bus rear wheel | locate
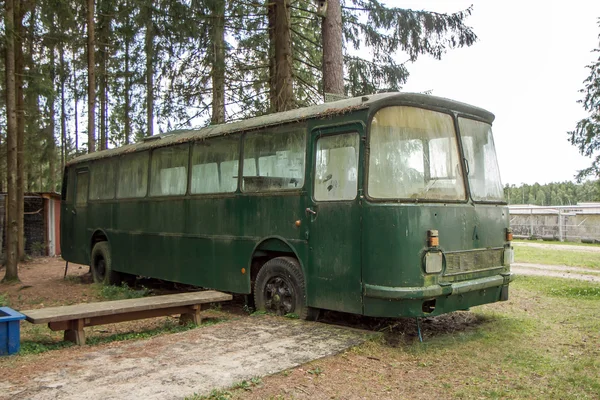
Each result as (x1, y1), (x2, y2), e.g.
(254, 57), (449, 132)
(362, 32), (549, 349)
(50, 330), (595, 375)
(254, 257), (318, 320)
(91, 242), (121, 285)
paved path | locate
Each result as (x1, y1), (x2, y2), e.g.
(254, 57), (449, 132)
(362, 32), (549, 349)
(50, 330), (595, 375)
(2, 316), (374, 400)
(512, 262), (600, 283)
(513, 241), (600, 253)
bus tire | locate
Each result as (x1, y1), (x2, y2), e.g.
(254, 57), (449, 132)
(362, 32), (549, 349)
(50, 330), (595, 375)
(91, 242), (121, 286)
(254, 257), (318, 320)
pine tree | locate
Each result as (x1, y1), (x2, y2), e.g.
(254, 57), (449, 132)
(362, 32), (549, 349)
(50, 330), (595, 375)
(87, 0), (96, 152)
(3, 0), (19, 282)
(569, 18), (600, 180)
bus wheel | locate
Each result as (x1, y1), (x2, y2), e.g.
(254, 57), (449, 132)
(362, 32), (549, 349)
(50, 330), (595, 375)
(254, 257), (317, 320)
(91, 242), (121, 285)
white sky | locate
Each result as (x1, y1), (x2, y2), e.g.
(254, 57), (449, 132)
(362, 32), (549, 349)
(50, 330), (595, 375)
(391, 0), (600, 185)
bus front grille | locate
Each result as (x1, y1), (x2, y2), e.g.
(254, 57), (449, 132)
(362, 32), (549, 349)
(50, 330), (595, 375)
(443, 248), (504, 276)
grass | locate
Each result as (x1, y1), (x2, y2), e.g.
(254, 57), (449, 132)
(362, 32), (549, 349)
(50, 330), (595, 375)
(18, 317), (226, 355)
(514, 244), (600, 269)
(97, 282), (151, 300)
(185, 377), (262, 399)
(0, 293), (9, 307)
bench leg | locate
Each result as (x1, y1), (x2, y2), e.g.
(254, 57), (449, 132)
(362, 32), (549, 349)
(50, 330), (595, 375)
(180, 305), (202, 326)
(64, 319), (85, 345)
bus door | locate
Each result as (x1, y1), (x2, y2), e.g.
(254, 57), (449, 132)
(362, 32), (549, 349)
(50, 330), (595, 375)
(306, 123), (364, 314)
(69, 168), (90, 264)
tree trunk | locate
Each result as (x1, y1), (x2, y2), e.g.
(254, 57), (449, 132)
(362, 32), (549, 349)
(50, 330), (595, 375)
(49, 46), (56, 192)
(124, 15), (131, 145)
(87, 0), (96, 153)
(15, 0), (25, 260)
(73, 46), (79, 152)
(98, 0), (108, 150)
(145, 4), (154, 137)
(210, 0), (226, 124)
(60, 45), (67, 170)
(322, 0), (344, 99)
(273, 0), (294, 112)
(4, 0), (19, 281)
(25, 2), (38, 192)
(267, 2), (276, 113)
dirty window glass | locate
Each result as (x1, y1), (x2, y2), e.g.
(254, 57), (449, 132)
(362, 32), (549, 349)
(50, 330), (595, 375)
(459, 118), (504, 202)
(117, 152), (150, 198)
(75, 171), (89, 206)
(191, 136), (240, 194)
(242, 130), (305, 192)
(315, 133), (359, 201)
(150, 145), (189, 196)
(368, 106), (465, 201)
(90, 159), (117, 200)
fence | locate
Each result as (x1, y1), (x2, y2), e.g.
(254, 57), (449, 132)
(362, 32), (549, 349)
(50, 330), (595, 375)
(509, 206), (600, 243)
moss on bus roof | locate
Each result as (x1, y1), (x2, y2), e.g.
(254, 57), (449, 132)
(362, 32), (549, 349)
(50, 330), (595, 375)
(67, 92), (494, 166)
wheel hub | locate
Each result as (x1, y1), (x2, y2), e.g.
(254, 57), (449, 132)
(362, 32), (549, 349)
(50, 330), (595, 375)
(264, 277), (294, 315)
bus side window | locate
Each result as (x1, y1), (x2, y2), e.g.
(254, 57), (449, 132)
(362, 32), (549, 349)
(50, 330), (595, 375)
(150, 145), (189, 197)
(191, 136), (240, 194)
(242, 130), (306, 192)
(314, 133), (360, 201)
(90, 159), (117, 200)
(75, 171), (89, 207)
(117, 152), (150, 199)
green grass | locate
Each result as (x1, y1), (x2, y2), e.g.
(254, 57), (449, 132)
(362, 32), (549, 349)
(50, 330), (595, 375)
(97, 282), (150, 300)
(185, 377), (262, 399)
(515, 275), (600, 300)
(18, 318), (226, 355)
(0, 293), (9, 307)
(514, 245), (600, 269)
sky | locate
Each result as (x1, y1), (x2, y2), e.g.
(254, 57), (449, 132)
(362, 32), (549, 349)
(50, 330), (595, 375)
(390, 0), (600, 185)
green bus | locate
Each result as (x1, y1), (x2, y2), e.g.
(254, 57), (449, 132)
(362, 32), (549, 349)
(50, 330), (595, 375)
(61, 92), (514, 319)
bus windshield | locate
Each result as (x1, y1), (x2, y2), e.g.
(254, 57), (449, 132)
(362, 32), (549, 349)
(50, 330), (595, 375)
(458, 118), (505, 202)
(368, 106), (466, 201)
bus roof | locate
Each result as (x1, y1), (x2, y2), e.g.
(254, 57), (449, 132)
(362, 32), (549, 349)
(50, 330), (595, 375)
(67, 92), (494, 166)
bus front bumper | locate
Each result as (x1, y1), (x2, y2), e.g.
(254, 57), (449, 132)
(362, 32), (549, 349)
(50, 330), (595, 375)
(363, 273), (514, 301)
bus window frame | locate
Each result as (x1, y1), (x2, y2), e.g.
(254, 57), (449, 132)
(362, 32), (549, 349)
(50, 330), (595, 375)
(148, 143), (191, 198)
(240, 126), (308, 195)
(188, 135), (242, 197)
(364, 102), (470, 204)
(455, 112), (508, 205)
(89, 158), (118, 201)
(311, 125), (364, 204)
(74, 167), (90, 208)
(115, 150), (151, 200)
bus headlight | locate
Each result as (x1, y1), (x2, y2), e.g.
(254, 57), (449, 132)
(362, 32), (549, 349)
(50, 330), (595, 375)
(425, 251), (443, 274)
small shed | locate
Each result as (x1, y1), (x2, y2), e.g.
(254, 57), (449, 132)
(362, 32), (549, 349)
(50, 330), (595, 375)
(0, 192), (61, 257)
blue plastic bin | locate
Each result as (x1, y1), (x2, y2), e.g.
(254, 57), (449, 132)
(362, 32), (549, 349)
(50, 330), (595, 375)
(0, 307), (26, 356)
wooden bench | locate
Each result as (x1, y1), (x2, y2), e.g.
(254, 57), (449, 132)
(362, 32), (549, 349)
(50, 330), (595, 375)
(21, 290), (232, 345)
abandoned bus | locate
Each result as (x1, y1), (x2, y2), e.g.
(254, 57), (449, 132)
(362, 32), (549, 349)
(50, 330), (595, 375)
(61, 92), (514, 319)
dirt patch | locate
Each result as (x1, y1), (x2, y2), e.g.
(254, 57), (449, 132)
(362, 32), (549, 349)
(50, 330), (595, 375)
(1, 258), (95, 309)
(1, 316), (374, 400)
